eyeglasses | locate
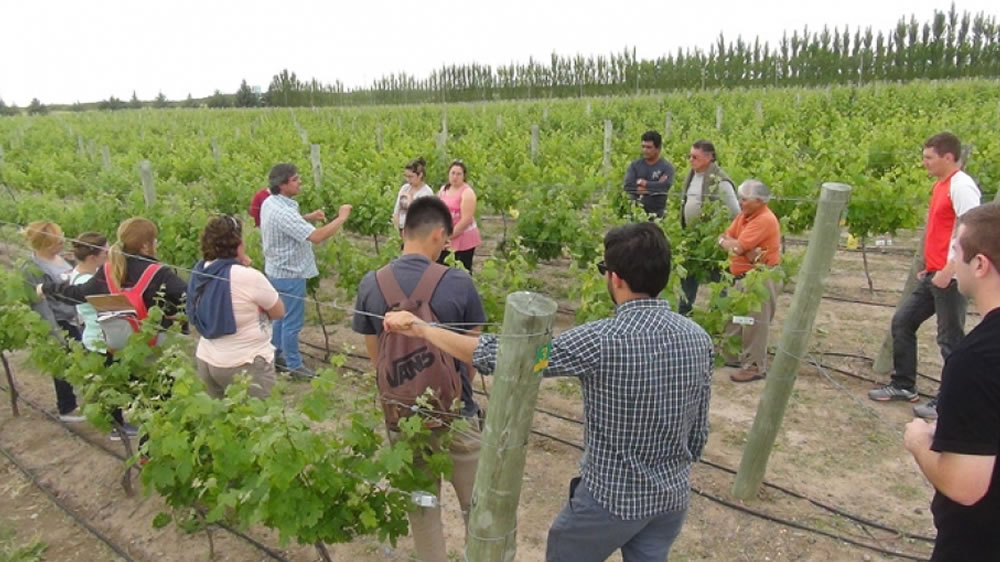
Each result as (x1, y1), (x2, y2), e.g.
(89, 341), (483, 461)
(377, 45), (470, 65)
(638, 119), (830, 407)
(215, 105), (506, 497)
(596, 261), (610, 275)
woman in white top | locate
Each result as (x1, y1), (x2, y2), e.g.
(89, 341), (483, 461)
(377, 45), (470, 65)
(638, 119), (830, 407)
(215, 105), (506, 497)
(69, 232), (109, 353)
(188, 216), (284, 399)
(392, 157), (435, 233)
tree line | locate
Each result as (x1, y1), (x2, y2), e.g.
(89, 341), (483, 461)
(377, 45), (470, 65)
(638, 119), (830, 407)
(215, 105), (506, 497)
(3, 4), (999, 113)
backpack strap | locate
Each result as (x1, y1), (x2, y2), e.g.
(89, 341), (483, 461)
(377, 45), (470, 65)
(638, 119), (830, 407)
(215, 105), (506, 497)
(409, 263), (449, 310)
(375, 265), (409, 308)
(131, 264), (163, 295)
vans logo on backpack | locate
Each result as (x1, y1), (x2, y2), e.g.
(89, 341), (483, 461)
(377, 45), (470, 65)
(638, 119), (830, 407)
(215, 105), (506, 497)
(389, 347), (435, 387)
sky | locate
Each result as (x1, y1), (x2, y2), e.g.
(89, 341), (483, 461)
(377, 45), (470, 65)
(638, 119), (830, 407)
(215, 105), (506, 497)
(1, 0), (997, 105)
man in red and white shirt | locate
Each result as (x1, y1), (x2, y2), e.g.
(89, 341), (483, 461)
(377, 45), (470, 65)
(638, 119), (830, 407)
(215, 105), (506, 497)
(870, 132), (981, 419)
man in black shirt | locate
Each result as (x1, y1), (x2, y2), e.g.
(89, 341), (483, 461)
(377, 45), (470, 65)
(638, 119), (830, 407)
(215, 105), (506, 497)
(904, 202), (1000, 561)
(623, 130), (675, 218)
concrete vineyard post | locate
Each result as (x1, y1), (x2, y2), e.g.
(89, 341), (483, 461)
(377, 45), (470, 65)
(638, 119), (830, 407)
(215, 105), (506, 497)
(732, 182), (852, 500)
(211, 138), (220, 166)
(376, 123), (383, 153)
(465, 291), (557, 562)
(530, 124), (540, 162)
(139, 160), (155, 209)
(873, 241), (924, 374)
(101, 146), (111, 170)
(716, 105), (723, 130)
(602, 119), (613, 174)
(310, 144), (322, 190)
(665, 112), (672, 139)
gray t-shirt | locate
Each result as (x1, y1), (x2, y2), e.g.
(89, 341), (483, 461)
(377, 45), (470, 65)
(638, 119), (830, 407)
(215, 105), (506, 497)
(352, 253), (487, 417)
(33, 255), (77, 324)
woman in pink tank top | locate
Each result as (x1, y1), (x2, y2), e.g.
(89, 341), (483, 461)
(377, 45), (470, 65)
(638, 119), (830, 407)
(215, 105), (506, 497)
(436, 160), (481, 271)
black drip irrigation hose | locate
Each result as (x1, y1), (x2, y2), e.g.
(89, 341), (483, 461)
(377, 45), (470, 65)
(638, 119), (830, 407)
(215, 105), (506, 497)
(467, 363), (938, 547)
(523, 426), (929, 561)
(814, 351), (943, 384)
(0, 442), (136, 562)
(0, 382), (290, 562)
(336, 348), (938, 550)
(688, 487), (928, 562)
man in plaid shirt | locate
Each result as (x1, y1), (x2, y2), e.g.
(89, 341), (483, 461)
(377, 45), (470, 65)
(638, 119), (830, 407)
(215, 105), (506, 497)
(260, 163), (352, 378)
(385, 222), (713, 561)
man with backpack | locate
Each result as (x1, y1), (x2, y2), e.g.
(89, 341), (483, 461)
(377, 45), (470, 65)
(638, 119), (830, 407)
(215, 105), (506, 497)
(352, 196), (486, 562)
(384, 222), (713, 562)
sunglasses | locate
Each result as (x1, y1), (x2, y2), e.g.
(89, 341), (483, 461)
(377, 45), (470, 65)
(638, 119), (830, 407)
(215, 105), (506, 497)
(596, 261), (610, 275)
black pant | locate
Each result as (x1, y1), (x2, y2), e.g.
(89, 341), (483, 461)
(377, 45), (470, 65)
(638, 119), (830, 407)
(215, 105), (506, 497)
(678, 268), (723, 316)
(891, 276), (966, 392)
(437, 247), (476, 272)
(54, 321), (81, 415)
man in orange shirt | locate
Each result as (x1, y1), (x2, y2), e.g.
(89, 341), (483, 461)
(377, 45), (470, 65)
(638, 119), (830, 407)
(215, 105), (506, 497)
(718, 179), (782, 383)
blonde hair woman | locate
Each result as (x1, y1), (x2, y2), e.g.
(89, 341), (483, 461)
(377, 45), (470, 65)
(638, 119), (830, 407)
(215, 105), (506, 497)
(21, 221), (83, 422)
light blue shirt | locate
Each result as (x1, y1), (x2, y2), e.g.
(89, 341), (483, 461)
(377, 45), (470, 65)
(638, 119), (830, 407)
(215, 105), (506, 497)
(71, 270), (105, 353)
(260, 194), (318, 279)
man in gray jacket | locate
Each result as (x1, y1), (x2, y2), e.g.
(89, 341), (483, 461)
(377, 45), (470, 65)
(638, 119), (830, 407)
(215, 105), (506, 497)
(678, 139), (740, 316)
(623, 130), (675, 218)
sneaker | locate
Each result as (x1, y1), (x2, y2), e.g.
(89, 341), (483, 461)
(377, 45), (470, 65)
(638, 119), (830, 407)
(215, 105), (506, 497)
(868, 385), (919, 402)
(913, 399), (938, 420)
(58, 408), (86, 423)
(288, 365), (316, 380)
(274, 351), (288, 373)
(109, 423), (139, 441)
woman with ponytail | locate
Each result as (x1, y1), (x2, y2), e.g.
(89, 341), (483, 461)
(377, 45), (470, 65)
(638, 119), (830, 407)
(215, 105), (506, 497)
(41, 217), (186, 329)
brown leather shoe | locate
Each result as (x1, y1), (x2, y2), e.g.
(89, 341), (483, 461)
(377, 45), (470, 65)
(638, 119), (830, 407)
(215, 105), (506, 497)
(730, 366), (765, 383)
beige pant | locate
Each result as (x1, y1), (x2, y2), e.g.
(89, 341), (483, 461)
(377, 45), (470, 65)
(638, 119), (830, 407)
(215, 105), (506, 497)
(724, 279), (782, 372)
(389, 419), (481, 562)
(195, 355), (275, 399)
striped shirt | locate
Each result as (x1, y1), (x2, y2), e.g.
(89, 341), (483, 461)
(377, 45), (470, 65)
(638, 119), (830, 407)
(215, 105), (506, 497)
(472, 298), (713, 519)
(260, 194), (318, 279)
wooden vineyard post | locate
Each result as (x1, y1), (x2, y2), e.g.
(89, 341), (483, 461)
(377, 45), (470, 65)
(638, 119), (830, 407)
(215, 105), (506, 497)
(530, 124), (539, 162)
(602, 119), (613, 175)
(310, 144), (322, 190)
(873, 240), (924, 374)
(139, 160), (155, 209)
(466, 291), (557, 562)
(732, 182), (852, 500)
(2, 352), (20, 417)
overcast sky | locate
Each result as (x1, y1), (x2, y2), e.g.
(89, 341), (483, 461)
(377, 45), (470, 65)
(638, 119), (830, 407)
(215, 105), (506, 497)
(1, 0), (996, 105)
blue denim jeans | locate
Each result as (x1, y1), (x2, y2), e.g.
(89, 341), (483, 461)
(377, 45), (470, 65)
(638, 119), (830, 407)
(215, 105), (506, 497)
(269, 277), (307, 370)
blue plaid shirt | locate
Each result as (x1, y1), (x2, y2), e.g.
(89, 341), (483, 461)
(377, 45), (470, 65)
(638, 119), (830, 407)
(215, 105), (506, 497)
(473, 298), (713, 519)
(260, 194), (318, 279)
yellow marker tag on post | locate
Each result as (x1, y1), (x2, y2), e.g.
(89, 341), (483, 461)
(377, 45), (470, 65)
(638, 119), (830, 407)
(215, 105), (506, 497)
(533, 344), (552, 374)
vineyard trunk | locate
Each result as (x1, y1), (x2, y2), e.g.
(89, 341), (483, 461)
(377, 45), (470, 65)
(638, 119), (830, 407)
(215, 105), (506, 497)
(2, 351), (20, 417)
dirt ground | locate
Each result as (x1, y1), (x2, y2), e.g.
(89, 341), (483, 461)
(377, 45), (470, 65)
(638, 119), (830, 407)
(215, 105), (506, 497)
(0, 222), (963, 561)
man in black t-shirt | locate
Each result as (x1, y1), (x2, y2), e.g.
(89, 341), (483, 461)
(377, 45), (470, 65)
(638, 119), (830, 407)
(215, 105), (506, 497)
(904, 202), (1000, 561)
